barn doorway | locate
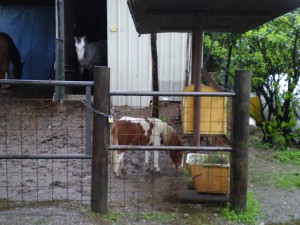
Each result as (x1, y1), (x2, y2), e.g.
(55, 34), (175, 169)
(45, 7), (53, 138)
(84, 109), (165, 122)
(64, 0), (107, 85)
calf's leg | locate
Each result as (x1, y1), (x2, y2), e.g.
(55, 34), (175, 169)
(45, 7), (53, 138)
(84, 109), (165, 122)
(153, 151), (160, 172)
(113, 151), (125, 177)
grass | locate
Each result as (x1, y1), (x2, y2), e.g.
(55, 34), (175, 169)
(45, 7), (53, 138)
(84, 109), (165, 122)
(276, 172), (300, 189)
(29, 218), (53, 225)
(273, 150), (300, 166)
(140, 211), (178, 224)
(272, 150), (300, 189)
(104, 210), (124, 222)
(249, 135), (300, 190)
(79, 205), (125, 223)
(250, 165), (300, 190)
(221, 192), (261, 225)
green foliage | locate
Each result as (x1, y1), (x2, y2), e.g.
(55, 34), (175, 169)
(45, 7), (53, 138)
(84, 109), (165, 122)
(221, 192), (261, 225)
(202, 153), (229, 164)
(240, 12), (300, 146)
(262, 121), (287, 148)
(159, 115), (167, 122)
(203, 9), (300, 146)
(261, 113), (299, 148)
(249, 134), (271, 150)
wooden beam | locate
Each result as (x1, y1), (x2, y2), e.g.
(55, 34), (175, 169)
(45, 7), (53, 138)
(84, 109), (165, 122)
(191, 21), (203, 146)
(178, 190), (229, 204)
(230, 70), (251, 212)
(159, 26), (231, 32)
(91, 66), (110, 214)
(148, 10), (269, 18)
(201, 69), (224, 92)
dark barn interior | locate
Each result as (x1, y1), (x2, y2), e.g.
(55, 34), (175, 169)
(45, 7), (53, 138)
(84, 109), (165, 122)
(64, 0), (107, 84)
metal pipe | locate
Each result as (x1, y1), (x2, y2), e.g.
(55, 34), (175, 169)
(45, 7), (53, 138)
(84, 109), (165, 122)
(109, 145), (232, 151)
(85, 86), (92, 155)
(0, 80), (234, 96)
(110, 90), (235, 97)
(0, 154), (92, 160)
(55, 0), (65, 101)
(0, 79), (93, 86)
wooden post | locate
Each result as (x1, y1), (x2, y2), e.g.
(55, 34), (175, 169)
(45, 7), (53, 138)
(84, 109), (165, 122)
(151, 33), (159, 118)
(230, 70), (251, 212)
(91, 66), (110, 214)
(191, 21), (203, 146)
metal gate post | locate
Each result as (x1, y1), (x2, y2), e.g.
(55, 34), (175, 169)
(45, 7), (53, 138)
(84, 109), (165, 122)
(230, 70), (251, 211)
(54, 0), (65, 101)
(91, 66), (110, 214)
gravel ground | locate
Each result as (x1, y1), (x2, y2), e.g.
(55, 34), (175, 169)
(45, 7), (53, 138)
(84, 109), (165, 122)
(248, 147), (300, 225)
(1, 145), (299, 225)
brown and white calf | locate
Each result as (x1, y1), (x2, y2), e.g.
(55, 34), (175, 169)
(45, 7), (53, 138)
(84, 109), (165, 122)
(111, 116), (184, 176)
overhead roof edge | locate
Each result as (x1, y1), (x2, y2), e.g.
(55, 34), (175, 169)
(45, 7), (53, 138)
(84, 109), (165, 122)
(128, 0), (300, 34)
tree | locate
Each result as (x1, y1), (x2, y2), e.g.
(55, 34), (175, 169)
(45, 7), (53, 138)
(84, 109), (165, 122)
(203, 10), (300, 146)
(236, 10), (300, 145)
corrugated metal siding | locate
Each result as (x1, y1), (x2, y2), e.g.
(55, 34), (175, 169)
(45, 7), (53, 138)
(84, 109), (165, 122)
(107, 0), (187, 107)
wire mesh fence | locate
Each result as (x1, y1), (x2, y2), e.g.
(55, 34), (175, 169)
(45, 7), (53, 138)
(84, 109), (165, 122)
(108, 93), (233, 216)
(0, 82), (234, 220)
(0, 85), (92, 204)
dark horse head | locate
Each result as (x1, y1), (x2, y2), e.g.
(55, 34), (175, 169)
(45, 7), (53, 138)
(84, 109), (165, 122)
(0, 32), (23, 79)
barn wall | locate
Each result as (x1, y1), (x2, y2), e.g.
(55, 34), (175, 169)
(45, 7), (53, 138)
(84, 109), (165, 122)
(107, 0), (188, 107)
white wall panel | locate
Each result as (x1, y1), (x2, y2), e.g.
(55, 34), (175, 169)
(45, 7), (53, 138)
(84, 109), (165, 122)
(107, 0), (187, 107)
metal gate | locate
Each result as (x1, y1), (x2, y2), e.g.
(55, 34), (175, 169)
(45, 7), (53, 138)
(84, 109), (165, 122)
(93, 67), (250, 214)
(0, 79), (93, 204)
(1, 67), (251, 215)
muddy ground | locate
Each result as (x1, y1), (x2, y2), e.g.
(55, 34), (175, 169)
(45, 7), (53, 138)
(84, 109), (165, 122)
(0, 88), (299, 225)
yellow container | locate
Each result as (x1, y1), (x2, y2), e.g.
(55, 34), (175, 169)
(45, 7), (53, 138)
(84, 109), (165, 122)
(188, 164), (230, 194)
(186, 153), (230, 194)
(250, 96), (262, 123)
(182, 84), (228, 135)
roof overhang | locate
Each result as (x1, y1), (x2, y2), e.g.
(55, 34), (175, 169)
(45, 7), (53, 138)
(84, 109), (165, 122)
(127, 0), (300, 34)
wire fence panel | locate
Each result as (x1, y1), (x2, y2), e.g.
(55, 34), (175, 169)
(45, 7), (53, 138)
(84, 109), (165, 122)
(108, 93), (234, 218)
(0, 79), (235, 221)
(0, 85), (92, 204)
